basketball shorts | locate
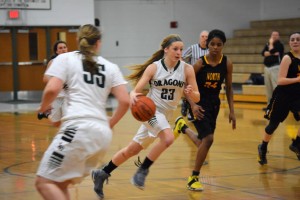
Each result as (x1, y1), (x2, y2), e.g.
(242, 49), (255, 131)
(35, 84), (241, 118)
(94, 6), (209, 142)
(49, 97), (67, 123)
(133, 107), (173, 149)
(37, 118), (112, 184)
(193, 96), (220, 140)
(265, 87), (300, 122)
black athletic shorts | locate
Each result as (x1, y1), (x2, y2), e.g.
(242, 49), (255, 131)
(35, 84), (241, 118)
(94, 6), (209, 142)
(264, 86), (300, 123)
(192, 94), (220, 140)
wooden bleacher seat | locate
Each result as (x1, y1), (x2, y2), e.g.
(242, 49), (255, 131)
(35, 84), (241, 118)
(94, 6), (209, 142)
(224, 17), (300, 103)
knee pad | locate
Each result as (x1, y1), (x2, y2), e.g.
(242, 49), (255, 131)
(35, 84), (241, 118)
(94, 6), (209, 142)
(265, 121), (279, 135)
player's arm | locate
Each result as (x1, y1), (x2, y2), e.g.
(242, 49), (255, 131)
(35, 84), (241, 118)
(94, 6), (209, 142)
(43, 60), (53, 83)
(39, 77), (63, 113)
(184, 63), (200, 103)
(185, 59), (204, 119)
(130, 63), (156, 104)
(225, 58), (236, 130)
(278, 55), (300, 85)
(110, 84), (130, 128)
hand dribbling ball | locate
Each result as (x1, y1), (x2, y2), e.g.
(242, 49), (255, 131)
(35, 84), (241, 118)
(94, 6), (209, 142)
(131, 95), (156, 122)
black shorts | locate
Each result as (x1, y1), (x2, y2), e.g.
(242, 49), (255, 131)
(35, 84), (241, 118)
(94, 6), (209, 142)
(192, 95), (220, 140)
(265, 86), (300, 123)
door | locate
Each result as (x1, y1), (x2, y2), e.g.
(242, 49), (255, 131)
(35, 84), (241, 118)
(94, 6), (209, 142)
(0, 29), (13, 91)
(49, 27), (78, 55)
(0, 26), (78, 101)
(17, 27), (47, 91)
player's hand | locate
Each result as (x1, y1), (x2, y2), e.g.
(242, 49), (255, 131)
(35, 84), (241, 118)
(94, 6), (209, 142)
(37, 108), (52, 120)
(229, 113), (236, 130)
(269, 37), (274, 44)
(192, 104), (205, 120)
(130, 90), (143, 106)
(184, 85), (193, 96)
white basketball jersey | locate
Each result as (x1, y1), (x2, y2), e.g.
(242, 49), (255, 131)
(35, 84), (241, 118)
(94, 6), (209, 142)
(147, 59), (186, 111)
(45, 51), (127, 121)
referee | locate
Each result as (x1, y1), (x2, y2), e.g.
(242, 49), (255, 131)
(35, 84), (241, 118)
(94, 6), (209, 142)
(182, 30), (209, 121)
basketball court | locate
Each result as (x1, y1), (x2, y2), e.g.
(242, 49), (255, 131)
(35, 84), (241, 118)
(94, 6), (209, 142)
(0, 99), (299, 200)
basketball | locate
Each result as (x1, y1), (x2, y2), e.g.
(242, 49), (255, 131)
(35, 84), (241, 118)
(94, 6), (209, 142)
(131, 95), (156, 122)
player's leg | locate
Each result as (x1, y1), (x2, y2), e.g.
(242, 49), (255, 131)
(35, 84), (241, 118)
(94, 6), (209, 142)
(181, 98), (188, 117)
(187, 122), (212, 191)
(264, 67), (272, 106)
(35, 176), (71, 200)
(132, 128), (174, 189)
(173, 116), (201, 146)
(187, 134), (213, 191)
(289, 127), (300, 160)
(187, 103), (195, 122)
(289, 101), (300, 160)
(92, 141), (143, 197)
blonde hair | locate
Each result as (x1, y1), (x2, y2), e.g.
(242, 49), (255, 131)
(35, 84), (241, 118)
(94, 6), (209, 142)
(77, 24), (101, 74)
(126, 34), (182, 85)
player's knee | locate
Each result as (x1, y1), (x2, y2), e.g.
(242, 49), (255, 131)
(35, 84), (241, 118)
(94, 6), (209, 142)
(265, 121), (279, 135)
(164, 135), (174, 147)
(202, 134), (214, 148)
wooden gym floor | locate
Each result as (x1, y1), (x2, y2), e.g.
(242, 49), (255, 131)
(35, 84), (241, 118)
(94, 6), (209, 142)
(0, 100), (299, 200)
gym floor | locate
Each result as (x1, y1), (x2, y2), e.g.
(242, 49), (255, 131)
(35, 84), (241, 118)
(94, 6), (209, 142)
(0, 99), (299, 200)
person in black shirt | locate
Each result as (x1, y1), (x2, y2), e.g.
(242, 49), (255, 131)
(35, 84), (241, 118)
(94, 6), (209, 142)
(258, 32), (300, 165)
(173, 29), (236, 191)
(261, 31), (284, 108)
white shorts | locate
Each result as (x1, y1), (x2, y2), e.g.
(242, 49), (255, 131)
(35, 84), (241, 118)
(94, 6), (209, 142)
(49, 97), (67, 123)
(36, 118), (112, 184)
(133, 108), (174, 149)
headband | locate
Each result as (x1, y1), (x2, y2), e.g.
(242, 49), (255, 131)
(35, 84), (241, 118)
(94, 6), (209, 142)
(162, 36), (182, 49)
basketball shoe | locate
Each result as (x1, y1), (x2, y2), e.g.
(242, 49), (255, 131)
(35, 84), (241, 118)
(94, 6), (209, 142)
(289, 143), (300, 160)
(173, 116), (188, 139)
(91, 169), (110, 199)
(257, 144), (267, 165)
(131, 167), (149, 190)
(187, 175), (203, 191)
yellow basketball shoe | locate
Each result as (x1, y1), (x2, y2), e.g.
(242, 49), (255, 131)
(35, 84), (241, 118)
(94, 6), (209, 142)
(173, 116), (188, 139)
(187, 175), (203, 191)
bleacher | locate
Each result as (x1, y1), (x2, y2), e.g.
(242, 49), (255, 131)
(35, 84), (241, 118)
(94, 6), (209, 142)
(222, 17), (300, 103)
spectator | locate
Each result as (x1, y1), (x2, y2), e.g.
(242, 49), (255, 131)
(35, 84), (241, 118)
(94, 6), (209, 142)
(261, 31), (284, 109)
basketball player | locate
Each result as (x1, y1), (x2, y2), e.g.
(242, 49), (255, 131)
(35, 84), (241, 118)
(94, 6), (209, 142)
(173, 29), (236, 191)
(92, 34), (200, 199)
(35, 24), (130, 200)
(258, 32), (300, 165)
(181, 30), (209, 121)
(43, 40), (68, 127)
